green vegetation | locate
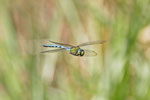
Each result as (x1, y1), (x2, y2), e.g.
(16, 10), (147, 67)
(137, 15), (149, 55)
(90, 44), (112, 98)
(0, 0), (150, 100)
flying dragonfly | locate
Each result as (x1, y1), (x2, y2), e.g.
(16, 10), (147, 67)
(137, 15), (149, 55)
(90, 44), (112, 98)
(41, 40), (106, 57)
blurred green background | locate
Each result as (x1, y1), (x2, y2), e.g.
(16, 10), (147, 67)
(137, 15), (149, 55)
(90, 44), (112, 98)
(0, 0), (150, 100)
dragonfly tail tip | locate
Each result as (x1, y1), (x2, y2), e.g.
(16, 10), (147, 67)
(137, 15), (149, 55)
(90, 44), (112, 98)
(42, 45), (48, 47)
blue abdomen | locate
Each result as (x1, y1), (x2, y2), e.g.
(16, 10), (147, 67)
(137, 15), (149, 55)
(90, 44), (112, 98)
(43, 45), (64, 48)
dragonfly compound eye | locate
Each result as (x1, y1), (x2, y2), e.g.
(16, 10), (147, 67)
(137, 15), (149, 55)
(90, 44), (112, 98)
(80, 50), (85, 56)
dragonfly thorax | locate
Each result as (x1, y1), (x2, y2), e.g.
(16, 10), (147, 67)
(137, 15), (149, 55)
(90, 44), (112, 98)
(70, 46), (85, 56)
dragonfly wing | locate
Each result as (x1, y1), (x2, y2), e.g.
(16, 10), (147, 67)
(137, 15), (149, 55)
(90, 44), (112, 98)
(77, 40), (106, 47)
(41, 48), (65, 53)
(49, 40), (73, 47)
(83, 49), (97, 56)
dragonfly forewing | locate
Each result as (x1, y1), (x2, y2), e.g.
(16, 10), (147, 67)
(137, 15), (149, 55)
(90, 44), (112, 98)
(77, 40), (106, 47)
(49, 40), (73, 47)
(83, 49), (97, 56)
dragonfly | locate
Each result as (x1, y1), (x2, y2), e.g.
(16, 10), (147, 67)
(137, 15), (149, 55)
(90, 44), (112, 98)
(41, 40), (106, 57)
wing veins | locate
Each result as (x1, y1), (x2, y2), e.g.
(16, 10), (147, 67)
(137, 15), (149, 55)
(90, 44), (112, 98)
(83, 49), (97, 56)
(49, 40), (73, 47)
(77, 40), (106, 47)
(40, 48), (65, 53)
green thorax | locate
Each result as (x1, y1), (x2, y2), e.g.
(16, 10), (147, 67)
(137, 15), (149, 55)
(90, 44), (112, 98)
(70, 46), (80, 56)
(70, 46), (80, 53)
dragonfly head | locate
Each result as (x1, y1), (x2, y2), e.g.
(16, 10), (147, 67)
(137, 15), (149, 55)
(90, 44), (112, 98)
(78, 49), (85, 56)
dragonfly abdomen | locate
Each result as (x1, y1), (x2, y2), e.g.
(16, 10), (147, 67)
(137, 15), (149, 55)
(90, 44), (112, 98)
(43, 45), (64, 48)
